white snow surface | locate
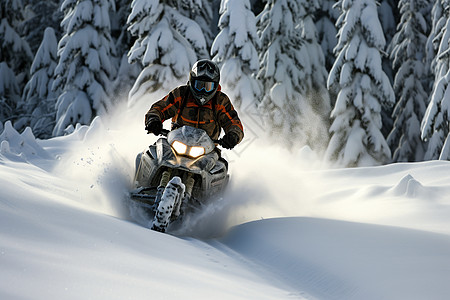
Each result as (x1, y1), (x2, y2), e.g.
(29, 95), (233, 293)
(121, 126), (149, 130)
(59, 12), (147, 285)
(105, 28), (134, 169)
(1, 97), (450, 300)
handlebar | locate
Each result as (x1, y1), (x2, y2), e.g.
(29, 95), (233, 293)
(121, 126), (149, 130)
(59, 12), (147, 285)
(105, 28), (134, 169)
(146, 129), (170, 136)
(160, 129), (170, 136)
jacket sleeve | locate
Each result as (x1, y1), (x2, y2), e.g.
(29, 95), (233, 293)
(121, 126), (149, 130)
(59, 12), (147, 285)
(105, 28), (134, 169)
(144, 86), (185, 125)
(215, 92), (244, 144)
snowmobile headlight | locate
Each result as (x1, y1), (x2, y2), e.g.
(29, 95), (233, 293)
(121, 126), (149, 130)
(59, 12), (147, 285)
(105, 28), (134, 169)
(189, 146), (205, 158)
(172, 141), (188, 155)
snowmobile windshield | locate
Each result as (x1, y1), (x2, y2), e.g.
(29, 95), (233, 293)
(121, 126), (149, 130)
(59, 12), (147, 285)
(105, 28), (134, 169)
(167, 126), (215, 157)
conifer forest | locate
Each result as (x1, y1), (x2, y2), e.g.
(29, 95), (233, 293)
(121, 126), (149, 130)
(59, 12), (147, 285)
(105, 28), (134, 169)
(1, 0), (448, 167)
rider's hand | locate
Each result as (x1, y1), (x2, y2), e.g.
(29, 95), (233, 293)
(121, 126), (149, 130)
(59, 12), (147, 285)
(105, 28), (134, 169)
(220, 132), (239, 149)
(145, 120), (163, 135)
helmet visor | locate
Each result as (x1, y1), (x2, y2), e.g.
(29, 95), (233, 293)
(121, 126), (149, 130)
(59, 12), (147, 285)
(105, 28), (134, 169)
(194, 80), (215, 93)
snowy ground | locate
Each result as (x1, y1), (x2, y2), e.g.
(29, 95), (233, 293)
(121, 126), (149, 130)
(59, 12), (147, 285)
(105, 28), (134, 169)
(1, 98), (450, 300)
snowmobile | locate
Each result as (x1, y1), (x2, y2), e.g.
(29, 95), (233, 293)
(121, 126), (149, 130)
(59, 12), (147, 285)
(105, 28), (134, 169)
(129, 126), (229, 232)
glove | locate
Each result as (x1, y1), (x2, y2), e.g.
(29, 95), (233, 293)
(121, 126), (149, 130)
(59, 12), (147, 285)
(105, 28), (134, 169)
(145, 120), (163, 135)
(220, 132), (239, 149)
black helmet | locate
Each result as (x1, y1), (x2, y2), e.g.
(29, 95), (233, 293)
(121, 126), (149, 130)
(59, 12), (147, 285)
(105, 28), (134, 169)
(189, 59), (220, 105)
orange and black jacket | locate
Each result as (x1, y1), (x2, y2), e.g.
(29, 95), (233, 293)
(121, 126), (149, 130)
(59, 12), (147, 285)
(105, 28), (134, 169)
(145, 85), (244, 143)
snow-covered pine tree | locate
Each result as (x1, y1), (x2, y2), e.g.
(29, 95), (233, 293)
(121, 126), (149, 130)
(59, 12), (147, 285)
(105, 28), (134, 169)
(426, 0), (443, 78)
(171, 0), (210, 59)
(112, 0), (133, 54)
(181, 0), (214, 53)
(256, 0), (306, 149)
(257, 0), (330, 151)
(0, 0), (33, 84)
(420, 0), (434, 85)
(110, 0), (141, 100)
(0, 62), (20, 123)
(299, 0), (331, 153)
(377, 0), (398, 138)
(378, 0), (398, 83)
(21, 0), (62, 54)
(326, 0), (395, 167)
(315, 0), (339, 73)
(52, 0), (117, 136)
(387, 0), (430, 163)
(379, 0), (399, 41)
(19, 27), (58, 138)
(127, 0), (208, 105)
(0, 0), (33, 122)
(211, 0), (261, 109)
(421, 0), (450, 160)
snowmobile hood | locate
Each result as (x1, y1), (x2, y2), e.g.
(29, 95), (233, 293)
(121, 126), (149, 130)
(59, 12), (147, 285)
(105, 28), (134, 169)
(167, 126), (215, 156)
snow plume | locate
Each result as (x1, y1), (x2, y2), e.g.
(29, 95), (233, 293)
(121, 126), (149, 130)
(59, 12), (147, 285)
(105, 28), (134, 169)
(173, 134), (450, 238)
(49, 117), (130, 216)
(171, 141), (325, 239)
(47, 92), (167, 217)
(257, 91), (331, 155)
(296, 91), (331, 154)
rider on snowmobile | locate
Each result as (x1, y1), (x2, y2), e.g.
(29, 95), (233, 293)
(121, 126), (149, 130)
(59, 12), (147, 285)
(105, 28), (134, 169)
(144, 59), (244, 150)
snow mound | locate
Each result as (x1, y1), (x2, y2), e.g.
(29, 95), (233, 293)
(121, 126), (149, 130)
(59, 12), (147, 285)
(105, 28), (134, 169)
(0, 121), (52, 164)
(390, 174), (425, 197)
